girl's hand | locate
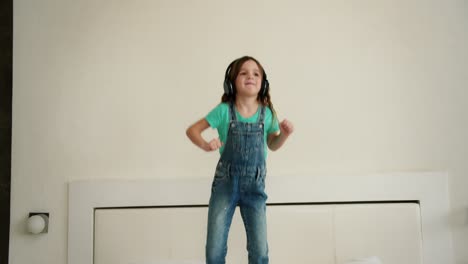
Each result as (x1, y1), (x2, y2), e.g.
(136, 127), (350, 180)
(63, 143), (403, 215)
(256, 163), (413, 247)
(206, 138), (223, 152)
(267, 119), (294, 151)
(186, 118), (222, 152)
(280, 119), (294, 136)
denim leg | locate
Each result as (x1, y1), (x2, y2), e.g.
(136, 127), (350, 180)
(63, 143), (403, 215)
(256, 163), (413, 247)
(206, 176), (237, 264)
(239, 174), (269, 264)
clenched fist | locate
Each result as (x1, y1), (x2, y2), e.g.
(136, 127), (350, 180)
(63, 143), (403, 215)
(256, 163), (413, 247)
(206, 138), (223, 152)
(280, 119), (294, 136)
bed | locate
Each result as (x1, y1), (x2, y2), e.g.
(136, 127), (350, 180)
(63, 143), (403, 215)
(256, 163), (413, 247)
(68, 172), (453, 264)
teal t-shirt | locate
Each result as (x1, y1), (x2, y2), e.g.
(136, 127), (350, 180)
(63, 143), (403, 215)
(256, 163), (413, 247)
(205, 103), (280, 158)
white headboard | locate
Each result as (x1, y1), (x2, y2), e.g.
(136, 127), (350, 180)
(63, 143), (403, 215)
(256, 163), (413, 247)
(68, 172), (453, 264)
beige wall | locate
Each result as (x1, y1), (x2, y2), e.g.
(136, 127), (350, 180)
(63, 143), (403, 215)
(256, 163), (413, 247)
(11, 0), (468, 263)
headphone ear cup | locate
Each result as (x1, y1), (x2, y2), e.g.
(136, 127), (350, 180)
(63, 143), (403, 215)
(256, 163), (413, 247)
(224, 78), (233, 96)
(224, 61), (235, 96)
(262, 78), (269, 97)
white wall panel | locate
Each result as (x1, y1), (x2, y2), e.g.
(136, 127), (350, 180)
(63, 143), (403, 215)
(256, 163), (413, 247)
(94, 203), (420, 264)
(94, 206), (336, 264)
(335, 203), (423, 264)
(268, 205), (335, 263)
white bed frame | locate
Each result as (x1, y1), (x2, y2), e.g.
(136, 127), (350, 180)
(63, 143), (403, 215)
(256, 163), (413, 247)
(68, 172), (453, 264)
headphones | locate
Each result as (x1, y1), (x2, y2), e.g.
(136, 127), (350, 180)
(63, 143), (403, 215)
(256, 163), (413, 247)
(223, 59), (270, 97)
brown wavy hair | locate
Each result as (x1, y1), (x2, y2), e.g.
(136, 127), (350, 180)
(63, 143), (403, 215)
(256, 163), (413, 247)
(221, 56), (277, 122)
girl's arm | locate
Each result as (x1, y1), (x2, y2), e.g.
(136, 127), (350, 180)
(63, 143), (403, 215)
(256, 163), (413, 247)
(186, 118), (222, 152)
(267, 119), (294, 151)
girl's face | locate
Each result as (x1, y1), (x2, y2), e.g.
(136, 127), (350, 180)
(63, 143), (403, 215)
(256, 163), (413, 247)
(235, 60), (262, 98)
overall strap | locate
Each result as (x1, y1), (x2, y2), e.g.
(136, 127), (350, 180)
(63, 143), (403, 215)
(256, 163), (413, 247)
(257, 105), (266, 124)
(229, 102), (237, 122)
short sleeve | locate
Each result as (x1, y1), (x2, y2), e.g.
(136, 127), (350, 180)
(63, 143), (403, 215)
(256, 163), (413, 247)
(205, 103), (228, 129)
(269, 117), (280, 134)
(266, 108), (280, 135)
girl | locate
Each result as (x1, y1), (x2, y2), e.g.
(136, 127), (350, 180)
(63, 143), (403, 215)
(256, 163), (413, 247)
(186, 56), (294, 264)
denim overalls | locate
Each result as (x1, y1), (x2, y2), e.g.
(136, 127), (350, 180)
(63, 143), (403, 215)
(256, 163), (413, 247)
(206, 103), (269, 264)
